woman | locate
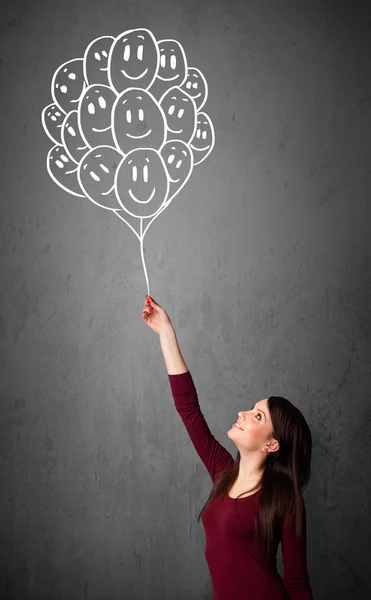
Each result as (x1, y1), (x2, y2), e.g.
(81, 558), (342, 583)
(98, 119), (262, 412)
(142, 294), (313, 600)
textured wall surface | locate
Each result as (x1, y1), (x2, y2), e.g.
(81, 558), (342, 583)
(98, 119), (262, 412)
(1, 1), (371, 599)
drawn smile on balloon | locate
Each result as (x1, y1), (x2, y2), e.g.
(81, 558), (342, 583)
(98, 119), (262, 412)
(102, 184), (115, 196)
(128, 187), (156, 203)
(194, 144), (211, 151)
(120, 68), (149, 79)
(168, 126), (183, 134)
(126, 129), (152, 139)
(65, 167), (78, 175)
(157, 73), (180, 82)
(92, 125), (111, 132)
(192, 92), (201, 99)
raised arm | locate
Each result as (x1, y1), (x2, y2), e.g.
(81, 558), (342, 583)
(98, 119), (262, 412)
(142, 296), (234, 482)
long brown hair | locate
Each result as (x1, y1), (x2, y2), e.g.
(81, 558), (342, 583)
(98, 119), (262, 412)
(197, 395), (312, 557)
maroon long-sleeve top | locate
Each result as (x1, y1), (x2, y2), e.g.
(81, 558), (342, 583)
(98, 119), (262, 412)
(168, 370), (313, 600)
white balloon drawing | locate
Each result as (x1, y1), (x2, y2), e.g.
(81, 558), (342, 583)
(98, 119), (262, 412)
(41, 27), (215, 296)
(42, 103), (66, 145)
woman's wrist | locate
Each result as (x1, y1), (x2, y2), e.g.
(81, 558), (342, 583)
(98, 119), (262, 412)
(159, 320), (175, 334)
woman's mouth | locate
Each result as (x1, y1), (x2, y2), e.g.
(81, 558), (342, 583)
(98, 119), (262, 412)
(233, 422), (243, 430)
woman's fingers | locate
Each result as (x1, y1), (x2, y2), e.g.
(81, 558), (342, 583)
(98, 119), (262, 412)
(142, 306), (153, 323)
(146, 295), (160, 309)
(143, 297), (156, 325)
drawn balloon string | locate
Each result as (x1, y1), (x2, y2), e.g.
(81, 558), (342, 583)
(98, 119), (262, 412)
(41, 28), (215, 297)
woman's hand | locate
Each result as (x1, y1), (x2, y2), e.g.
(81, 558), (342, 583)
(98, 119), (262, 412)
(142, 295), (173, 335)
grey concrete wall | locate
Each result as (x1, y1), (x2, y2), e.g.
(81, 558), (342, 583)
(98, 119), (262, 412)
(1, 0), (371, 598)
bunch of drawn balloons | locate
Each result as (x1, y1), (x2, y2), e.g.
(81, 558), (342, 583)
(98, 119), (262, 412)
(41, 28), (215, 295)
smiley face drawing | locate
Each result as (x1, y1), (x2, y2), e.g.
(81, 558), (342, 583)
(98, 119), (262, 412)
(83, 35), (115, 86)
(190, 112), (215, 165)
(78, 84), (117, 148)
(61, 111), (89, 164)
(41, 103), (66, 145)
(78, 145), (124, 210)
(159, 86), (197, 144)
(115, 148), (169, 219)
(47, 145), (85, 197)
(148, 39), (187, 101)
(180, 67), (208, 111)
(108, 28), (159, 94)
(112, 88), (166, 155)
(51, 58), (86, 114)
(160, 140), (193, 202)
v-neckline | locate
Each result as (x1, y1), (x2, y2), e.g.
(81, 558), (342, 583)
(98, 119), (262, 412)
(226, 487), (262, 501)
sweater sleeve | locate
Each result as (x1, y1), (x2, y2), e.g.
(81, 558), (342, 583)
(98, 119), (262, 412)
(168, 371), (234, 484)
(281, 497), (313, 599)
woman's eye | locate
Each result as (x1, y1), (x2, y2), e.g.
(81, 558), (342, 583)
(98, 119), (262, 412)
(251, 407), (261, 420)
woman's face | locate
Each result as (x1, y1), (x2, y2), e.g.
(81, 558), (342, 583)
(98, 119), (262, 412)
(227, 399), (276, 451)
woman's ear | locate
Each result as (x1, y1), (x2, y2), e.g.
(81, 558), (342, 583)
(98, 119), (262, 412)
(262, 440), (279, 453)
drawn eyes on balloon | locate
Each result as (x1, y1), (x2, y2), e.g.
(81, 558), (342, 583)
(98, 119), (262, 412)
(160, 51), (176, 71)
(78, 84), (117, 148)
(166, 151), (186, 180)
(122, 42), (145, 62)
(83, 35), (115, 86)
(108, 29), (159, 94)
(125, 107), (146, 130)
(195, 123), (209, 144)
(52, 58), (86, 114)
